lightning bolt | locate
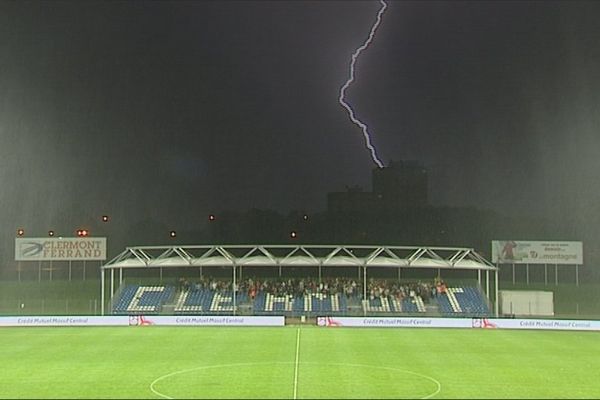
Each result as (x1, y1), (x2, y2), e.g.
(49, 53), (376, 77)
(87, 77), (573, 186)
(339, 0), (387, 169)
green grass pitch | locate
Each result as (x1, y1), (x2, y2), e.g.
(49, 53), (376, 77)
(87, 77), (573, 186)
(0, 326), (599, 399)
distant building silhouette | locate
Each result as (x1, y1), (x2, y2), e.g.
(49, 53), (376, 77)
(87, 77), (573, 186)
(327, 160), (428, 214)
(372, 160), (428, 209)
(327, 185), (377, 214)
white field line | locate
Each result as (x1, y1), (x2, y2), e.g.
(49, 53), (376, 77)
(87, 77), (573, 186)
(293, 327), (301, 399)
(149, 360), (441, 399)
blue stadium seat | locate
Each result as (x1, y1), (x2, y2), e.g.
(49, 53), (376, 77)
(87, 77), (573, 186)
(253, 291), (347, 315)
(175, 289), (252, 314)
(436, 287), (490, 316)
(112, 285), (174, 314)
(401, 297), (419, 313)
(362, 296), (425, 313)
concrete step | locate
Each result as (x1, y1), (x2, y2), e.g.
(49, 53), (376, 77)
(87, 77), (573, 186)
(425, 304), (442, 316)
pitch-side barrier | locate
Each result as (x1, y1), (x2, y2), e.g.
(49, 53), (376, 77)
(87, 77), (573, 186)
(317, 316), (600, 331)
(1, 316), (599, 331)
(0, 315), (284, 327)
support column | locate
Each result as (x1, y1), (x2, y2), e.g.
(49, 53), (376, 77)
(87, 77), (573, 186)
(576, 264), (579, 287)
(363, 266), (367, 300)
(110, 269), (114, 312)
(119, 268), (123, 286)
(495, 269), (499, 317)
(101, 268), (105, 316)
(486, 270), (490, 297)
(544, 264), (548, 285)
(233, 264), (237, 316)
(555, 264), (558, 285)
(526, 263), (529, 285)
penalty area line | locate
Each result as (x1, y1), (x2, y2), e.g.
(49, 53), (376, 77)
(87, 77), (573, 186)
(293, 327), (301, 399)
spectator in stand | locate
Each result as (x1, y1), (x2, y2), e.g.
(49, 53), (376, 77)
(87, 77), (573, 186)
(176, 276), (445, 306)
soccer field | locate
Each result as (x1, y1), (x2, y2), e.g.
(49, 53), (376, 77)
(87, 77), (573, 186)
(0, 326), (599, 399)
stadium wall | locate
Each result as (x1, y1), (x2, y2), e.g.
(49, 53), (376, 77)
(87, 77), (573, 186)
(1, 315), (599, 331)
(317, 316), (600, 331)
(0, 315), (284, 327)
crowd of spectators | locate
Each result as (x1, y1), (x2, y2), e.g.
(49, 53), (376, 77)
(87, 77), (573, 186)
(178, 276), (448, 303)
(365, 278), (447, 304)
(243, 277), (360, 299)
(179, 276), (359, 299)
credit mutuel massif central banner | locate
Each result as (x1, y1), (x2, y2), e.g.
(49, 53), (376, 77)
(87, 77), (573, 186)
(15, 237), (107, 261)
(491, 240), (582, 265)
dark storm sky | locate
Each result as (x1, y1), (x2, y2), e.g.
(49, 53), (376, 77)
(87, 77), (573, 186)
(1, 1), (600, 246)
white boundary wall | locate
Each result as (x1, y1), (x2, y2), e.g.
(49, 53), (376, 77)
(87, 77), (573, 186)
(0, 316), (129, 326)
(0, 315), (284, 327)
(317, 316), (472, 328)
(1, 316), (599, 331)
(317, 316), (600, 331)
(132, 316), (285, 326)
(473, 318), (600, 331)
(499, 290), (554, 316)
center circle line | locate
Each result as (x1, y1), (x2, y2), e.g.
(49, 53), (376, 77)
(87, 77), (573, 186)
(150, 361), (441, 399)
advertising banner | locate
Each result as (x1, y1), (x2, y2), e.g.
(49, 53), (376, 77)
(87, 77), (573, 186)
(316, 316), (472, 328)
(317, 317), (600, 332)
(15, 237), (107, 261)
(471, 318), (600, 331)
(0, 315), (284, 327)
(2, 316), (599, 331)
(127, 315), (285, 326)
(491, 240), (582, 265)
(0, 316), (129, 327)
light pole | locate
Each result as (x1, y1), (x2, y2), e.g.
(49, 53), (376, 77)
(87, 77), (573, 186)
(76, 228), (89, 280)
(48, 230), (54, 281)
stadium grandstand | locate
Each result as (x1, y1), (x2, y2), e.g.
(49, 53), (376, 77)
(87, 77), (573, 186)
(111, 278), (491, 317)
(102, 244), (497, 317)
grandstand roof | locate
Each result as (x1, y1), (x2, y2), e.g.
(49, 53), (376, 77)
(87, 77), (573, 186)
(102, 245), (497, 271)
